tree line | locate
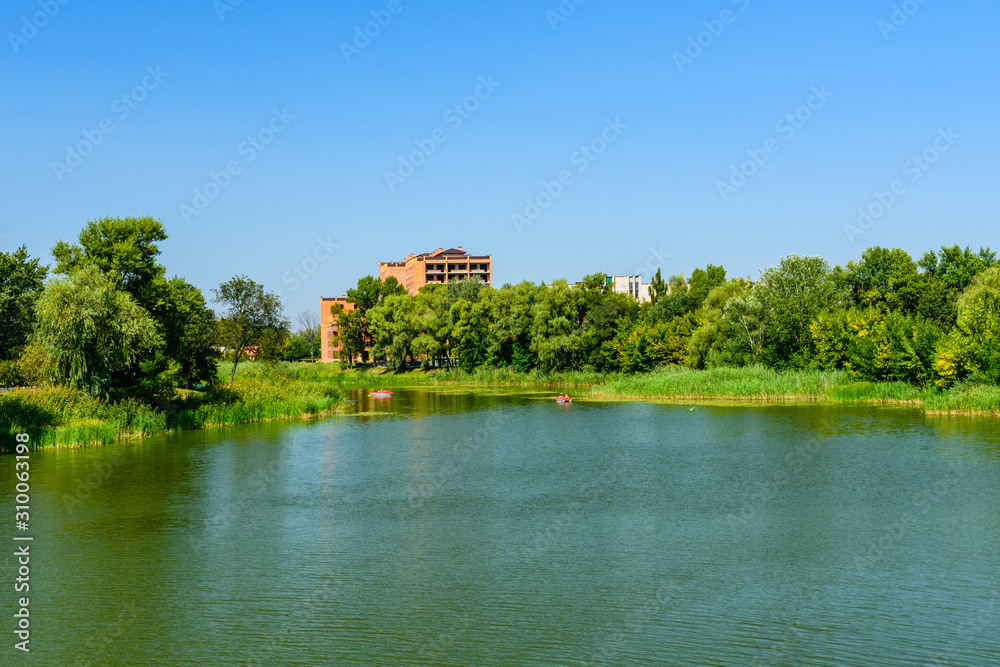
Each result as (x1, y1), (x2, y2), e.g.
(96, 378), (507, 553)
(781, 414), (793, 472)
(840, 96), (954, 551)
(335, 245), (999, 388)
(0, 217), (319, 400)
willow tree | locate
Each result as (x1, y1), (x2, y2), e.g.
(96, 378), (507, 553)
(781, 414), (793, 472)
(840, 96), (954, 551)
(33, 265), (160, 397)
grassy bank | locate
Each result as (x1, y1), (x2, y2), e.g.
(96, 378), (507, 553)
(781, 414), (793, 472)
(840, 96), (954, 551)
(5, 361), (998, 452)
(587, 366), (929, 404)
(239, 361), (1000, 414)
(1, 368), (345, 452)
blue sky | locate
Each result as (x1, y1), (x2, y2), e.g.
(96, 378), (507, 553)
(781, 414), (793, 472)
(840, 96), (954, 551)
(2, 0), (997, 318)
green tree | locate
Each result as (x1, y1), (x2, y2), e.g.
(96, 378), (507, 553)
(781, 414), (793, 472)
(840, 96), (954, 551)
(645, 274), (691, 322)
(530, 280), (585, 371)
(339, 275), (408, 363)
(919, 245), (997, 292)
(610, 312), (700, 373)
(33, 266), (160, 397)
(647, 268), (667, 305)
(52, 216), (167, 301)
(846, 247), (921, 313)
(331, 304), (365, 367)
(295, 310), (321, 362)
(754, 255), (848, 367)
(687, 279), (749, 368)
(486, 281), (540, 367)
(687, 264), (727, 311)
(934, 267), (1000, 387)
(52, 217), (217, 392)
(152, 277), (220, 387)
(213, 276), (290, 384)
(450, 297), (490, 372)
(0, 245), (48, 361)
(811, 308), (940, 386)
(367, 293), (419, 370)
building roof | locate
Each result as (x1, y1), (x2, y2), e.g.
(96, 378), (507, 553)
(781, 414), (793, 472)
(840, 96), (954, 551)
(380, 246), (490, 265)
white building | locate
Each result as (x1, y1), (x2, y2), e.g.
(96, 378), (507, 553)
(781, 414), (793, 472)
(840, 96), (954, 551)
(608, 275), (651, 303)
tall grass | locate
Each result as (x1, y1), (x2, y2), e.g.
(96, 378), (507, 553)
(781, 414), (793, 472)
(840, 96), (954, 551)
(169, 380), (343, 430)
(589, 366), (929, 403)
(0, 377), (345, 452)
(0, 386), (166, 452)
(924, 382), (1000, 415)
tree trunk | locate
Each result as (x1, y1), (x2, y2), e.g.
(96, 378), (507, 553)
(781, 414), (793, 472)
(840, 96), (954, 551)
(229, 349), (242, 385)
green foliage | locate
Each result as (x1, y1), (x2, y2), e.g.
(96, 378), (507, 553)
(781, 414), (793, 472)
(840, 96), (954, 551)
(34, 266), (161, 398)
(530, 279), (585, 371)
(845, 247), (921, 312)
(687, 279), (750, 369)
(753, 255), (848, 368)
(648, 268), (667, 305)
(687, 264), (727, 311)
(50, 217), (217, 395)
(919, 245), (997, 292)
(810, 308), (940, 385)
(645, 274), (691, 322)
(213, 276), (289, 384)
(0, 245), (48, 361)
(933, 267), (1000, 387)
(151, 277), (220, 387)
(592, 365), (926, 404)
(609, 312), (700, 373)
(367, 293), (420, 369)
(0, 377), (344, 452)
(52, 216), (167, 299)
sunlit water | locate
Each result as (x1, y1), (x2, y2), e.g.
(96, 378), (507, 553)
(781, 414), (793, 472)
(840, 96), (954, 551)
(3, 389), (999, 666)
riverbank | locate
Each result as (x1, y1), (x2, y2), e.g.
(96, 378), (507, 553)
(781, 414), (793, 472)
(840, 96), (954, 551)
(4, 362), (998, 451)
(335, 363), (1000, 416)
(0, 367), (345, 452)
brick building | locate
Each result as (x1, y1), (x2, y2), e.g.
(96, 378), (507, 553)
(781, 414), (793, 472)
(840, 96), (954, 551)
(319, 296), (355, 363)
(378, 247), (492, 295)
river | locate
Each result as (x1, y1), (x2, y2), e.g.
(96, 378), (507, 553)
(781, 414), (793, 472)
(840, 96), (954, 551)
(4, 389), (999, 665)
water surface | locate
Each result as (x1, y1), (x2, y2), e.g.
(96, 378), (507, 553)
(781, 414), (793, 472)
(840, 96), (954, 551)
(4, 390), (999, 665)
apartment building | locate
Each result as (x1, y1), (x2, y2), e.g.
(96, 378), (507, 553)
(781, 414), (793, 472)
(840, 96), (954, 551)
(378, 247), (492, 296)
(608, 275), (652, 303)
(319, 296), (355, 363)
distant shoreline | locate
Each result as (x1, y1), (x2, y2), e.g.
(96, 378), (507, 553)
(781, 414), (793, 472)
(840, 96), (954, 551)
(3, 362), (997, 452)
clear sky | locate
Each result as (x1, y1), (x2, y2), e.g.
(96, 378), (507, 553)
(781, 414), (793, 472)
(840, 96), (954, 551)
(2, 0), (997, 318)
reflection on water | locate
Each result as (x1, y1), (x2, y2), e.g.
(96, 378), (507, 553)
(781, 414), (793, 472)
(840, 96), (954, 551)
(5, 390), (999, 666)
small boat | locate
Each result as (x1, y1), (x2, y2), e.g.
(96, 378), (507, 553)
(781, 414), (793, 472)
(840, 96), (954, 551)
(556, 395), (572, 403)
(371, 390), (393, 398)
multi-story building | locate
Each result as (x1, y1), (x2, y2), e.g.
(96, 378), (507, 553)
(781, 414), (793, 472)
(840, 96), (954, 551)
(320, 246), (492, 362)
(608, 275), (652, 303)
(319, 296), (355, 363)
(378, 247), (492, 295)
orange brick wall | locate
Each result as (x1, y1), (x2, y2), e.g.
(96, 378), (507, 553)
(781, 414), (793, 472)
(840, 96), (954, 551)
(320, 297), (355, 363)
